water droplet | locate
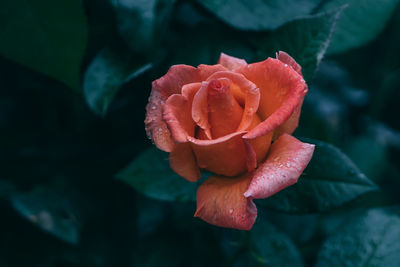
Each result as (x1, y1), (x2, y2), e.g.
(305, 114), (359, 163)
(284, 64), (288, 67)
(286, 162), (291, 168)
(151, 105), (156, 110)
(229, 208), (233, 214)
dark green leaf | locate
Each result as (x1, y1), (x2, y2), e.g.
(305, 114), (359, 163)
(345, 136), (388, 182)
(116, 147), (207, 202)
(113, 0), (176, 54)
(11, 184), (83, 245)
(256, 8), (344, 82)
(316, 208), (400, 266)
(258, 138), (379, 213)
(83, 45), (152, 116)
(250, 219), (304, 267)
(196, 0), (323, 30)
(318, 0), (399, 54)
(0, 0), (88, 90)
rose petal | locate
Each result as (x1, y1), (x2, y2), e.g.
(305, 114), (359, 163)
(244, 134), (315, 199)
(207, 78), (244, 138)
(169, 143), (201, 182)
(191, 81), (212, 139)
(163, 83), (201, 142)
(243, 115), (273, 172)
(189, 132), (247, 176)
(217, 53), (247, 70)
(145, 65), (201, 152)
(276, 51), (302, 76)
(237, 58), (307, 140)
(195, 173), (257, 230)
(207, 71), (260, 132)
(198, 64), (228, 80)
(274, 52), (305, 138)
(272, 98), (304, 140)
(163, 94), (194, 143)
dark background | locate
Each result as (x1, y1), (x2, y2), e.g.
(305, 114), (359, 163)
(0, 0), (399, 266)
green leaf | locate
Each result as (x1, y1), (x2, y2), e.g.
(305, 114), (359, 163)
(258, 138), (379, 213)
(256, 8), (344, 82)
(316, 208), (400, 266)
(0, 0), (88, 90)
(112, 0), (176, 54)
(196, 0), (323, 31)
(116, 147), (207, 202)
(318, 0), (400, 54)
(250, 219), (304, 267)
(83, 45), (152, 116)
(11, 184), (83, 245)
(345, 136), (388, 182)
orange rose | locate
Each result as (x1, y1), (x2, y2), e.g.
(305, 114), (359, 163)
(145, 52), (315, 230)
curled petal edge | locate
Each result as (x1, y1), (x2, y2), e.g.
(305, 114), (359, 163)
(244, 134), (315, 199)
(217, 53), (247, 70)
(145, 64), (201, 152)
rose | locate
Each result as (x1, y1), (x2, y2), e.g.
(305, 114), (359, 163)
(145, 52), (315, 230)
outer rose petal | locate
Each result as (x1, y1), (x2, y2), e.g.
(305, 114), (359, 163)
(218, 53), (247, 70)
(163, 94), (195, 143)
(195, 173), (257, 230)
(145, 65), (201, 152)
(237, 58), (307, 140)
(276, 51), (302, 76)
(198, 64), (228, 80)
(274, 51), (306, 138)
(164, 83), (202, 181)
(272, 98), (304, 140)
(244, 116), (273, 171)
(169, 143), (201, 182)
(163, 83), (201, 143)
(244, 134), (315, 199)
(189, 132), (247, 176)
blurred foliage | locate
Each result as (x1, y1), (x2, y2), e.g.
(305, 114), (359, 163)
(0, 0), (88, 90)
(0, 0), (400, 266)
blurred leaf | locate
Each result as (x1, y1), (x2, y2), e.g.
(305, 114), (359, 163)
(0, 180), (15, 200)
(11, 184), (83, 245)
(116, 147), (208, 202)
(171, 23), (255, 66)
(135, 197), (168, 238)
(318, 0), (400, 54)
(345, 136), (388, 182)
(250, 219), (304, 267)
(316, 208), (400, 266)
(256, 8), (344, 82)
(83, 45), (152, 116)
(112, 0), (176, 54)
(131, 235), (184, 266)
(259, 138), (379, 213)
(0, 0), (88, 90)
(196, 0), (323, 30)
